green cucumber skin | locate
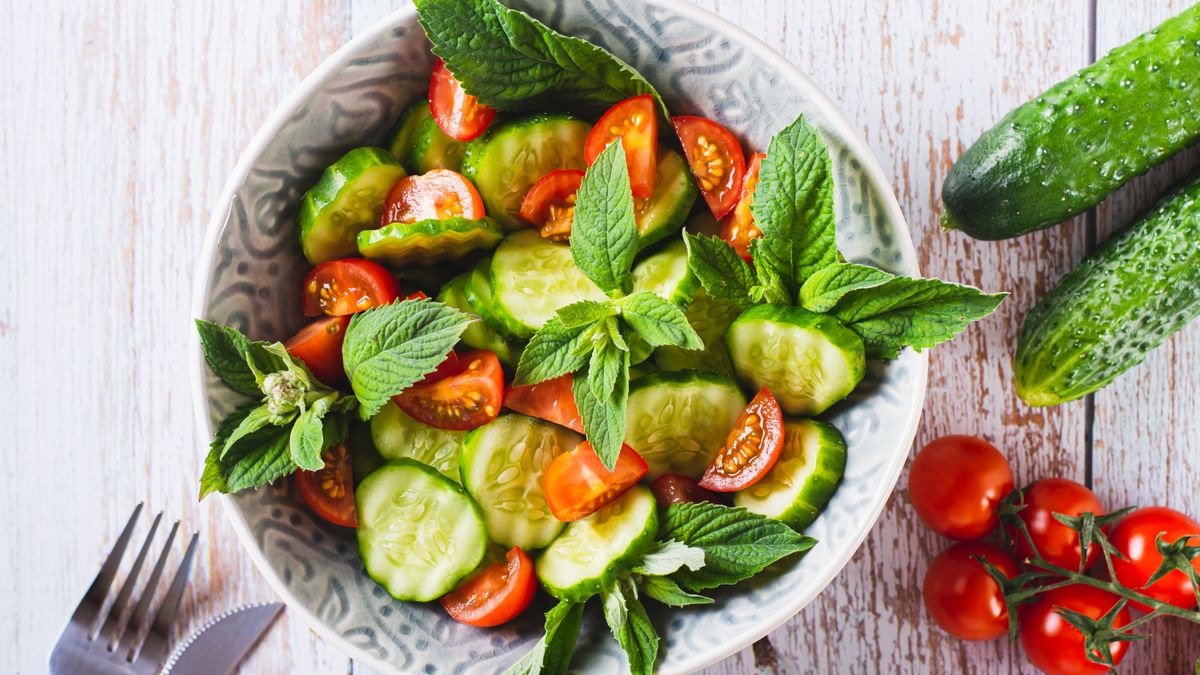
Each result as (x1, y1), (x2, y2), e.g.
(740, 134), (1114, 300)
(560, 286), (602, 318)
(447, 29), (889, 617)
(356, 217), (503, 266)
(386, 99), (433, 171)
(733, 420), (847, 531)
(941, 6), (1200, 240)
(1015, 173), (1200, 406)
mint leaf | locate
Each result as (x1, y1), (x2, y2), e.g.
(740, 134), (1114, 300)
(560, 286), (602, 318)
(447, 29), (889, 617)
(573, 356), (628, 471)
(588, 334), (622, 401)
(289, 393), (337, 471)
(632, 539), (706, 576)
(799, 262), (895, 312)
(619, 291), (703, 350)
(556, 299), (614, 329)
(661, 502), (817, 591)
(220, 404), (279, 459)
(682, 232), (757, 304)
(826, 276), (1007, 359)
(750, 114), (837, 296)
(503, 600), (585, 675)
(749, 238), (792, 305)
(200, 406), (296, 499)
(602, 578), (659, 675)
(638, 575), (713, 607)
(414, 0), (665, 115)
(342, 299), (472, 419)
(571, 140), (639, 295)
(195, 320), (285, 396)
(514, 318), (593, 386)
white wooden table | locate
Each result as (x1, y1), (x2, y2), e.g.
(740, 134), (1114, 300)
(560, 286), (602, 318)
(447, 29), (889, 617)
(3, 1), (1198, 672)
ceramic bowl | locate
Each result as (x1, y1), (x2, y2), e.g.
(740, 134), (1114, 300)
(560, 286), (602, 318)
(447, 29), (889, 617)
(190, 1), (927, 672)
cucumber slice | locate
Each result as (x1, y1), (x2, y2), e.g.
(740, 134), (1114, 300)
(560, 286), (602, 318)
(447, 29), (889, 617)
(356, 459), (487, 601)
(536, 486), (659, 601)
(633, 149), (698, 250)
(461, 114), (590, 229)
(733, 419), (847, 531)
(624, 370), (747, 480)
(631, 239), (697, 305)
(726, 304), (866, 416)
(489, 230), (606, 338)
(459, 414), (583, 550)
(298, 147), (407, 264)
(437, 272), (519, 365)
(653, 286), (742, 375)
(386, 99), (432, 171)
(356, 216), (503, 267)
(369, 401), (465, 481)
(407, 113), (468, 173)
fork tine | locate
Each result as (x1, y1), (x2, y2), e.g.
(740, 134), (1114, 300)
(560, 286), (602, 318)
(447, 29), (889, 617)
(99, 512), (162, 646)
(116, 520), (178, 658)
(75, 503), (144, 630)
(134, 533), (198, 670)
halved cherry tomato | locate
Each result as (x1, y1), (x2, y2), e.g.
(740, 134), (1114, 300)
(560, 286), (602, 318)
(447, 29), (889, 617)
(302, 258), (401, 317)
(1019, 584), (1130, 675)
(923, 541), (1018, 641)
(285, 315), (352, 385)
(650, 473), (719, 508)
(429, 58), (496, 142)
(519, 170), (585, 242)
(672, 115), (745, 219)
(1008, 478), (1105, 571)
(381, 169), (485, 226)
(909, 435), (1014, 540)
(719, 151), (765, 261)
(393, 350), (503, 431)
(295, 443), (357, 527)
(585, 95), (658, 198)
(697, 387), (784, 492)
(1110, 506), (1200, 611)
(420, 349), (460, 385)
(440, 547), (536, 627)
(503, 374), (583, 432)
(544, 442), (648, 522)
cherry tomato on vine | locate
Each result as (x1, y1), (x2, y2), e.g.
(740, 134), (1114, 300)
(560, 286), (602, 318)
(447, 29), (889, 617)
(908, 435), (1013, 540)
(651, 473), (719, 508)
(1019, 584), (1130, 675)
(922, 541), (1019, 641)
(544, 442), (648, 522)
(393, 350), (503, 431)
(1110, 506), (1200, 611)
(519, 169), (584, 242)
(585, 95), (658, 198)
(440, 547), (536, 627)
(698, 387), (784, 492)
(285, 315), (352, 385)
(302, 258), (401, 317)
(295, 443), (357, 527)
(719, 151), (765, 261)
(672, 115), (745, 219)
(1009, 478), (1105, 571)
(382, 168), (485, 225)
(429, 59), (496, 141)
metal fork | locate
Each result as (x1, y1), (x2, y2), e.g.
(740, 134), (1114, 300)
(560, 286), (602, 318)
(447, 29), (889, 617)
(49, 504), (199, 675)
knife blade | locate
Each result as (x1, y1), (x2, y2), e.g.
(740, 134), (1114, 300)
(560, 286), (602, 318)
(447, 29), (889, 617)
(161, 602), (284, 675)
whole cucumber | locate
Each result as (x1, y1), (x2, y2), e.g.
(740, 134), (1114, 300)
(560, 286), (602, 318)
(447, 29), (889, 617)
(1015, 173), (1200, 406)
(941, 6), (1200, 240)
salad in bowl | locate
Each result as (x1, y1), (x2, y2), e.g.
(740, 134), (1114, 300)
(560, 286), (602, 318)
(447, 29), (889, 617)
(193, 0), (1004, 672)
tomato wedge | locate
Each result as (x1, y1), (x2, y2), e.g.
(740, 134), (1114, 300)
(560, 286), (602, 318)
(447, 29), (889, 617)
(440, 547), (536, 627)
(698, 387), (784, 492)
(673, 115), (746, 219)
(585, 95), (658, 198)
(393, 349), (503, 431)
(285, 315), (352, 385)
(503, 374), (583, 432)
(429, 58), (496, 142)
(651, 473), (719, 508)
(519, 169), (585, 242)
(382, 169), (485, 226)
(301, 258), (400, 317)
(545, 442), (648, 522)
(719, 151), (765, 261)
(295, 443), (358, 527)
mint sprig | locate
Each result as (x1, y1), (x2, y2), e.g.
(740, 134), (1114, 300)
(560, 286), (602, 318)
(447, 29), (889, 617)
(571, 141), (639, 295)
(502, 600), (585, 675)
(603, 578), (660, 675)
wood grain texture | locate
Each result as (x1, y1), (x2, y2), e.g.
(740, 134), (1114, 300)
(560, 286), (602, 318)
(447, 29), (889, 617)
(1, 1), (1196, 674)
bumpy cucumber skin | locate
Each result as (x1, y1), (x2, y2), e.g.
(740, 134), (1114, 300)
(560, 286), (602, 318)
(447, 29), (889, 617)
(1016, 174), (1200, 406)
(733, 420), (847, 531)
(437, 272), (520, 365)
(386, 99), (433, 171)
(725, 304), (866, 416)
(356, 217), (502, 266)
(634, 149), (698, 250)
(536, 486), (659, 601)
(408, 114), (468, 173)
(368, 401), (465, 481)
(298, 147), (406, 264)
(941, 7), (1200, 240)
(464, 258), (518, 337)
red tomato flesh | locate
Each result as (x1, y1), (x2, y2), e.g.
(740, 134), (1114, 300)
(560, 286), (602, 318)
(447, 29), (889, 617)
(1009, 478), (1105, 571)
(922, 541), (1018, 641)
(381, 169), (485, 226)
(1110, 506), (1200, 610)
(908, 435), (1014, 540)
(650, 473), (719, 509)
(503, 374), (583, 433)
(440, 547), (536, 627)
(544, 442), (648, 522)
(720, 151), (765, 261)
(672, 115), (745, 219)
(698, 387), (784, 492)
(429, 59), (496, 142)
(1019, 584), (1130, 675)
(585, 95), (658, 198)
(393, 349), (503, 431)
(295, 443), (358, 527)
(285, 315), (352, 386)
(302, 258), (400, 317)
(519, 169), (585, 242)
